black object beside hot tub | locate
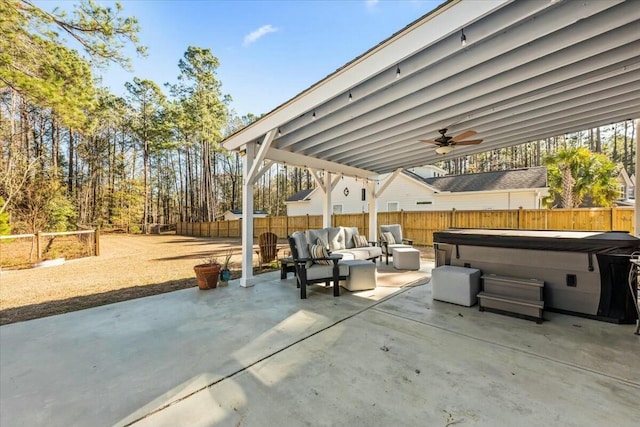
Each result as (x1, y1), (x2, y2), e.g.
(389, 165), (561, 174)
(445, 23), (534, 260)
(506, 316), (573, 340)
(433, 229), (640, 323)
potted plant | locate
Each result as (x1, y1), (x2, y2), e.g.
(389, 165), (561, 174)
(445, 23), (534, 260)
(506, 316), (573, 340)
(219, 250), (233, 287)
(193, 255), (221, 290)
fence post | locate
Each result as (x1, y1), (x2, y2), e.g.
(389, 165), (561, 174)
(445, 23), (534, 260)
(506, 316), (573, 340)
(610, 206), (616, 231)
(94, 230), (100, 256)
(518, 207), (524, 229)
(306, 214), (310, 230)
(451, 208), (456, 227)
(36, 231), (42, 260)
(285, 216), (289, 237)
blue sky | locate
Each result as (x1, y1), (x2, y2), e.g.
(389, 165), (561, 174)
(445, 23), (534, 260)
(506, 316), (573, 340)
(89, 0), (443, 117)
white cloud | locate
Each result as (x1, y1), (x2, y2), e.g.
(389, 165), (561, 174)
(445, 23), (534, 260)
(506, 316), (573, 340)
(243, 24), (279, 47)
(365, 0), (379, 9)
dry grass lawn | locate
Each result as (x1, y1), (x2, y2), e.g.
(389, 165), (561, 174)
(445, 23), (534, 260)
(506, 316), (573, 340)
(0, 234), (278, 325)
(0, 233), (434, 325)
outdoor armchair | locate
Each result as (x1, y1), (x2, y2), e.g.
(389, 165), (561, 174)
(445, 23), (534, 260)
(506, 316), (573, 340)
(255, 232), (280, 269)
(379, 224), (414, 265)
(287, 231), (348, 299)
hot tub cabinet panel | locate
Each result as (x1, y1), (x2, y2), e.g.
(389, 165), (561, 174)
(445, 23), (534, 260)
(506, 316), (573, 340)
(433, 229), (639, 324)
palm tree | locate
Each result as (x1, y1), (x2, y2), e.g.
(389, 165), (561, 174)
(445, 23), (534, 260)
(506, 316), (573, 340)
(543, 147), (619, 208)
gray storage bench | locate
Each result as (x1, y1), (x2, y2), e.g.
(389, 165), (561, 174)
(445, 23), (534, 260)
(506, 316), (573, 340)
(431, 265), (481, 306)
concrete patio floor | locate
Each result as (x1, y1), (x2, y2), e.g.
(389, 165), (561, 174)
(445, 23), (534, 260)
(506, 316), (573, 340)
(1, 261), (638, 427)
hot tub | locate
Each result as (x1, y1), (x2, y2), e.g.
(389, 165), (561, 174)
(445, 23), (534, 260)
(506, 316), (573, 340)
(433, 229), (639, 323)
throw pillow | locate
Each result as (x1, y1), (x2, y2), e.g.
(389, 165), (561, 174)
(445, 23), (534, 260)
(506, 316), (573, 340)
(310, 243), (331, 265)
(381, 231), (396, 244)
(353, 234), (369, 248)
(316, 237), (329, 249)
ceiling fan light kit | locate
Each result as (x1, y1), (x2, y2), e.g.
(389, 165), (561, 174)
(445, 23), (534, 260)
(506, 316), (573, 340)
(435, 145), (454, 155)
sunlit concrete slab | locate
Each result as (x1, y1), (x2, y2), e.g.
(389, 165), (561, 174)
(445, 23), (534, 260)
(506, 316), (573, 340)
(0, 266), (419, 427)
(376, 284), (640, 385)
(2, 262), (638, 427)
(132, 285), (639, 427)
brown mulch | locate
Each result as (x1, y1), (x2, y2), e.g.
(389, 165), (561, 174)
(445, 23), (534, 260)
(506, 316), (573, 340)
(0, 234), (277, 325)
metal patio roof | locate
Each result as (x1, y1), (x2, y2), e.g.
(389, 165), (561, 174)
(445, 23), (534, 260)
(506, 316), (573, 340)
(222, 0), (640, 178)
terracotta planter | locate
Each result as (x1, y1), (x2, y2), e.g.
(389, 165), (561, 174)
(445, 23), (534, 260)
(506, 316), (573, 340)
(194, 264), (221, 289)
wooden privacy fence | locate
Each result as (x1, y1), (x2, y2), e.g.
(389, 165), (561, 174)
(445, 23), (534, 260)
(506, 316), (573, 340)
(177, 207), (635, 246)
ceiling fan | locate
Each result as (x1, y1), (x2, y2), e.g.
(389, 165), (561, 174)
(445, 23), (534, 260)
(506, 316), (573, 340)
(420, 129), (483, 154)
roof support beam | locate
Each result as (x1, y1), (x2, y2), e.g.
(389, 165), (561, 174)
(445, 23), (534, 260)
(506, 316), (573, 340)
(267, 147), (377, 179)
(309, 168), (341, 194)
(246, 129), (276, 185)
(375, 168), (403, 198)
(309, 168), (325, 192)
(250, 160), (274, 185)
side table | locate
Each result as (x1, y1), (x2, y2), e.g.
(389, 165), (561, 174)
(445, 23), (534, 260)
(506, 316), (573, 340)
(279, 257), (296, 279)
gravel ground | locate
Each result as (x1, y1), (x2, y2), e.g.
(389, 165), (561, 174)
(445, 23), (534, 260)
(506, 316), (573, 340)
(0, 233), (434, 325)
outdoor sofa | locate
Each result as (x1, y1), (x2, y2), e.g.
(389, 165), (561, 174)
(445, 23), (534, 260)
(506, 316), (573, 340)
(287, 226), (381, 298)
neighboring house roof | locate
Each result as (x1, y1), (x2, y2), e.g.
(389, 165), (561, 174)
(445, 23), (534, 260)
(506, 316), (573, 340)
(285, 188), (316, 203)
(228, 209), (268, 215)
(405, 166), (548, 193)
(617, 168), (634, 187)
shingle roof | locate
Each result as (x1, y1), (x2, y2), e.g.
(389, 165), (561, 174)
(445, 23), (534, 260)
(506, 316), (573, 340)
(285, 188), (315, 202)
(405, 166), (548, 193)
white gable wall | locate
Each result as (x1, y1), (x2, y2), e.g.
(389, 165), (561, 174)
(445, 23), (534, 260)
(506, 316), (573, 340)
(285, 174), (545, 215)
(434, 190), (543, 211)
(286, 197), (322, 217)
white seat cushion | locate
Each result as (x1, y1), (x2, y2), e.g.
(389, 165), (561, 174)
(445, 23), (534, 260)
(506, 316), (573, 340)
(305, 263), (349, 280)
(392, 247), (420, 270)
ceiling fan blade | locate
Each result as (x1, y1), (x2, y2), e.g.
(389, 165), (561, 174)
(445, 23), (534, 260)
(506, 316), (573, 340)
(452, 130), (477, 142)
(454, 139), (483, 146)
(419, 139), (438, 144)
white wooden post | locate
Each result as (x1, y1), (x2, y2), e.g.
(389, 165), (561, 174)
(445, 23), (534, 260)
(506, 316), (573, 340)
(367, 180), (377, 242)
(241, 142), (256, 287)
(322, 171), (332, 228)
